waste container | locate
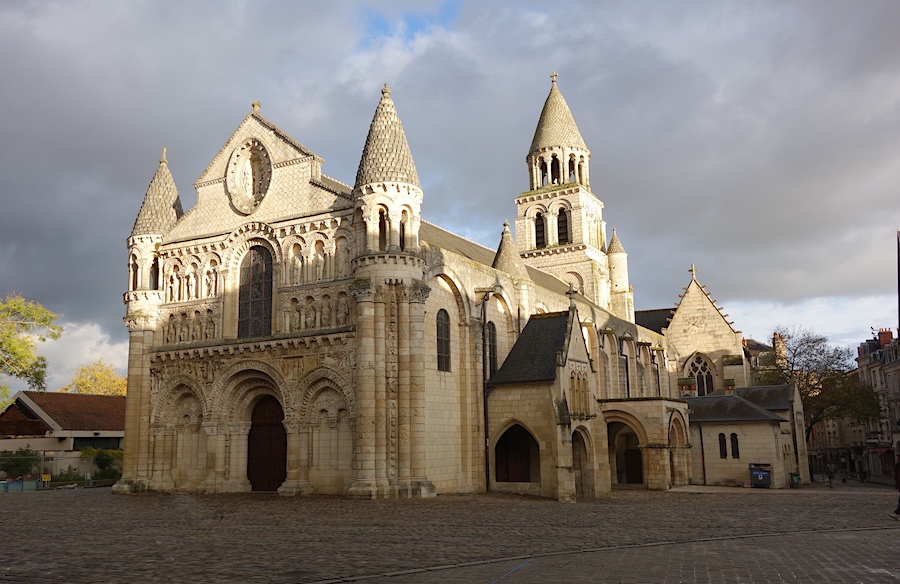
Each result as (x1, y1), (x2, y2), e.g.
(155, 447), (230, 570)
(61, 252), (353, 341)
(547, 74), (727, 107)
(789, 472), (800, 488)
(749, 463), (772, 488)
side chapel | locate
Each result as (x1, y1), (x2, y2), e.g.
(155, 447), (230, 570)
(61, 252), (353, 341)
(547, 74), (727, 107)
(115, 74), (796, 500)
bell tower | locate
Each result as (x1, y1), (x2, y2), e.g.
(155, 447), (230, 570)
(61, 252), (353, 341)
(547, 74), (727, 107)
(514, 74), (632, 321)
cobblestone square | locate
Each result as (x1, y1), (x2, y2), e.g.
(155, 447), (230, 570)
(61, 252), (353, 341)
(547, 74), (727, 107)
(1, 482), (898, 583)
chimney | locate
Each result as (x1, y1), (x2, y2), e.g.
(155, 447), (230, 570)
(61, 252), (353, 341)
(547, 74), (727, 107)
(879, 328), (893, 347)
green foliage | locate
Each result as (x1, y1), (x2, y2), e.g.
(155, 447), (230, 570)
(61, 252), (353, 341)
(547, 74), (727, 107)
(79, 447), (123, 470)
(759, 327), (882, 441)
(59, 359), (126, 396)
(0, 294), (63, 394)
(0, 445), (39, 478)
(52, 465), (84, 482)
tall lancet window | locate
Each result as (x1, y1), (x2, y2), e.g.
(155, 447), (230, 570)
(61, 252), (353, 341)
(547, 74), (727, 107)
(568, 156), (577, 183)
(540, 158), (549, 187)
(150, 258), (160, 291)
(238, 245), (273, 338)
(486, 321), (498, 377)
(687, 354), (715, 396)
(400, 210), (408, 251)
(557, 209), (569, 245)
(378, 209), (388, 251)
(535, 213), (546, 249)
(550, 155), (561, 185)
(437, 309), (451, 372)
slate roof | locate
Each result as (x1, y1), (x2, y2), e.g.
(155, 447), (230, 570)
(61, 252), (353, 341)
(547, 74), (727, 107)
(355, 84), (421, 189)
(735, 385), (792, 412)
(21, 391), (126, 432)
(530, 76), (587, 154)
(684, 395), (784, 423)
(634, 308), (674, 334)
(488, 311), (569, 386)
(131, 152), (184, 237)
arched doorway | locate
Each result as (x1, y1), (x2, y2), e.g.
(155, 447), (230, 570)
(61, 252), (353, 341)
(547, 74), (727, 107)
(247, 395), (287, 491)
(608, 421), (643, 485)
(495, 424), (540, 483)
(572, 430), (592, 499)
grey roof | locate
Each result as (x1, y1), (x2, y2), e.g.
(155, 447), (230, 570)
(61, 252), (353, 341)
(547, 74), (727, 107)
(355, 84), (420, 189)
(684, 395), (785, 423)
(489, 312), (568, 386)
(529, 76), (587, 155)
(131, 153), (183, 237)
(634, 308), (674, 334)
(492, 222), (529, 279)
(607, 229), (626, 254)
(735, 385), (792, 412)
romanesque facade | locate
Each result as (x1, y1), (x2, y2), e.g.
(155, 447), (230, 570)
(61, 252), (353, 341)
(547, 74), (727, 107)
(114, 75), (777, 500)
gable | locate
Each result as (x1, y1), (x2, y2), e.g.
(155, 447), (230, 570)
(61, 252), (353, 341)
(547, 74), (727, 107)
(666, 279), (741, 358)
(164, 111), (353, 243)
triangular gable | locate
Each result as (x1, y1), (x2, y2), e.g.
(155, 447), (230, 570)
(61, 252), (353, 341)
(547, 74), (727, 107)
(194, 109), (319, 186)
(666, 274), (743, 360)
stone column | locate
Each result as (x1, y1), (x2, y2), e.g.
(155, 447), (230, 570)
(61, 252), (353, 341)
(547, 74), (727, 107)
(374, 286), (388, 492)
(408, 281), (435, 497)
(199, 422), (226, 493)
(279, 420), (312, 495)
(114, 326), (154, 493)
(346, 280), (378, 499)
(397, 286), (411, 492)
(226, 422), (252, 492)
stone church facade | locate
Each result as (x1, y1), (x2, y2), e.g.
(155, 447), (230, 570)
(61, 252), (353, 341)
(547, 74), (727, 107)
(115, 76), (785, 500)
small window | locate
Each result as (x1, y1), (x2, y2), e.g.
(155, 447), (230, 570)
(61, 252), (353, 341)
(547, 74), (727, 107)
(378, 210), (388, 251)
(730, 433), (740, 459)
(718, 433), (727, 459)
(688, 355), (715, 396)
(486, 321), (498, 377)
(437, 309), (451, 372)
(535, 213), (546, 249)
(557, 209), (569, 245)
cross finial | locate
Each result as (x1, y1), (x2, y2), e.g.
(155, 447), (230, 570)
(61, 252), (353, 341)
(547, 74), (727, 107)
(566, 281), (577, 306)
(160, 147), (167, 164)
(382, 83), (391, 96)
(251, 101), (261, 112)
(690, 263), (697, 279)
(551, 71), (558, 84)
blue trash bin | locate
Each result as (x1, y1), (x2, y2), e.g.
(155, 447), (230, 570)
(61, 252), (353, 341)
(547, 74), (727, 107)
(749, 463), (772, 488)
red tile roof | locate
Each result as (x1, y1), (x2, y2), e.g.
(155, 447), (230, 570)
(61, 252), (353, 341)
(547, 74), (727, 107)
(23, 391), (125, 432)
(0, 403), (52, 436)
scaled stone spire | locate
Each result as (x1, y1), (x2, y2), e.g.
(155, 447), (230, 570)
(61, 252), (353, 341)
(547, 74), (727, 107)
(607, 229), (626, 254)
(492, 221), (529, 279)
(529, 72), (587, 155)
(354, 84), (421, 190)
(131, 148), (183, 237)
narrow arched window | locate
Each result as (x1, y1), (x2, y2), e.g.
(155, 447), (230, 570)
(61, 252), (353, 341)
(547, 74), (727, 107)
(540, 158), (548, 186)
(568, 156), (577, 182)
(718, 433), (727, 458)
(238, 245), (273, 338)
(730, 433), (740, 459)
(486, 321), (498, 377)
(535, 213), (546, 249)
(550, 155), (561, 185)
(557, 209), (569, 245)
(436, 309), (451, 372)
(130, 256), (139, 291)
(378, 210), (388, 252)
(149, 258), (160, 290)
(399, 210), (408, 251)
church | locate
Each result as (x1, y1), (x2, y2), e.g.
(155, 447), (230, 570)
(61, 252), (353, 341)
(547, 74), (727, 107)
(114, 75), (800, 500)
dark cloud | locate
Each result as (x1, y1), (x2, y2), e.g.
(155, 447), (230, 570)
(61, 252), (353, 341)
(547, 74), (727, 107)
(2, 0), (899, 360)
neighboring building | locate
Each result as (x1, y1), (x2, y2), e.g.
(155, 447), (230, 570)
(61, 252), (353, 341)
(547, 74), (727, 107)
(0, 391), (125, 475)
(687, 383), (811, 490)
(854, 329), (898, 483)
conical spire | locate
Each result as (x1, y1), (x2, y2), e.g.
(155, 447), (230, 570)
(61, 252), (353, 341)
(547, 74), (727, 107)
(131, 148), (183, 237)
(529, 73), (587, 155)
(355, 84), (420, 190)
(607, 229), (626, 254)
(492, 221), (529, 279)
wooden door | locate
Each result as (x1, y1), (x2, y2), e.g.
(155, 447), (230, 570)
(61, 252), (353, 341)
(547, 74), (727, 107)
(247, 396), (287, 491)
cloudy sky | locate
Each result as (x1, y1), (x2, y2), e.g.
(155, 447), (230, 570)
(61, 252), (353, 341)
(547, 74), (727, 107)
(2, 0), (900, 391)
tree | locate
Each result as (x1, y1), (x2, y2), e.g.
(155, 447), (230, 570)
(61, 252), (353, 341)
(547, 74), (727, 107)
(756, 326), (881, 441)
(59, 359), (126, 396)
(0, 445), (39, 478)
(0, 294), (63, 399)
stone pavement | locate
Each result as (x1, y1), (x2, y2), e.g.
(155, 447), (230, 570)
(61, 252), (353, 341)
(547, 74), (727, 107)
(1, 480), (898, 583)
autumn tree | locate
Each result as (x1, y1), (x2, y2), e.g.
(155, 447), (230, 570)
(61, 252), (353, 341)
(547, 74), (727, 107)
(756, 326), (881, 441)
(0, 294), (63, 404)
(59, 359), (127, 396)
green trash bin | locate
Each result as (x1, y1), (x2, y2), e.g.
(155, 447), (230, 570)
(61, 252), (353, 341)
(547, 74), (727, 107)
(789, 472), (800, 488)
